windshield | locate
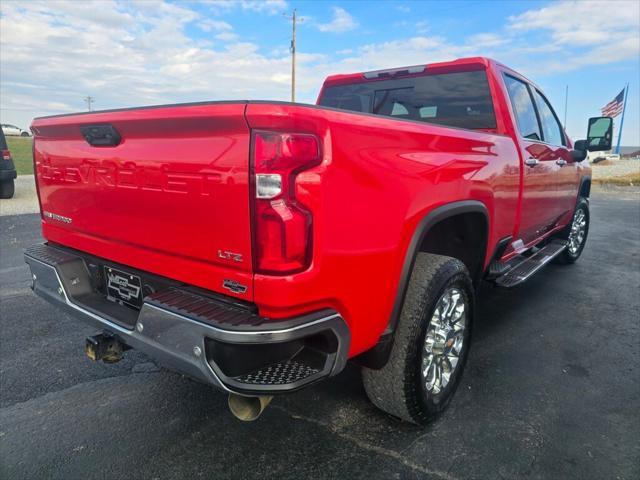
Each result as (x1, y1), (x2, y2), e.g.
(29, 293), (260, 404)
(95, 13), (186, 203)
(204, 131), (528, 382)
(319, 70), (496, 130)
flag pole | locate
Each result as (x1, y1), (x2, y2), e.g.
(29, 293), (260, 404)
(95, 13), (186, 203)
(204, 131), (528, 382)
(614, 83), (629, 155)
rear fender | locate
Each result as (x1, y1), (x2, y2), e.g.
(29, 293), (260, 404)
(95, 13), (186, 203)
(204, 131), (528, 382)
(355, 200), (489, 369)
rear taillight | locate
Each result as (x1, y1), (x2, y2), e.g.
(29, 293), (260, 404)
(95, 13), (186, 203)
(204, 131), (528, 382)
(251, 131), (321, 274)
(1, 149), (11, 162)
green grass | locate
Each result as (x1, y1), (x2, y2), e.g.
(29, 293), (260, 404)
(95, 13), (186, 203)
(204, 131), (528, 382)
(6, 136), (33, 175)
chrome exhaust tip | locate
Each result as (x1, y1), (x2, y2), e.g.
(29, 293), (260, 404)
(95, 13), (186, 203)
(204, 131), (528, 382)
(228, 394), (273, 421)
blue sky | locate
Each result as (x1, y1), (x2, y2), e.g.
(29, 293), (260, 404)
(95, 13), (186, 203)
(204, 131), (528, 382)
(1, 0), (638, 144)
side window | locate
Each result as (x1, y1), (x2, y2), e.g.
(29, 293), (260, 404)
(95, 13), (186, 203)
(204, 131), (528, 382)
(533, 90), (565, 146)
(419, 106), (437, 118)
(504, 75), (541, 141)
(390, 102), (409, 116)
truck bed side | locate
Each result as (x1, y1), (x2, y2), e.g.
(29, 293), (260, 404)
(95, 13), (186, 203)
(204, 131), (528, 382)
(245, 103), (520, 355)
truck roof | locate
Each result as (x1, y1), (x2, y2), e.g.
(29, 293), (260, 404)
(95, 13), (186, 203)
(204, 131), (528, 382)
(322, 56), (500, 87)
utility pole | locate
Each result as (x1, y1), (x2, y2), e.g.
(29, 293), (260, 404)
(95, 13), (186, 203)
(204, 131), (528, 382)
(84, 96), (94, 111)
(284, 9), (298, 102)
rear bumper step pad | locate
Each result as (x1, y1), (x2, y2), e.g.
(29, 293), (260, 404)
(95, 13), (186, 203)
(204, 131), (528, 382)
(24, 243), (350, 395)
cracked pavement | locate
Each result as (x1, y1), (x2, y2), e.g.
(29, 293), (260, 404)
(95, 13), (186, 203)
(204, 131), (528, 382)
(1, 191), (639, 479)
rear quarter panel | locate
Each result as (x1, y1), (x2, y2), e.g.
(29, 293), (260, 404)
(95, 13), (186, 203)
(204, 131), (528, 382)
(246, 103), (520, 356)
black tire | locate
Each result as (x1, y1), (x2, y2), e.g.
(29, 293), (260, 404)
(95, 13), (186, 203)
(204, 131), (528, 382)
(555, 198), (589, 264)
(20, 131), (30, 137)
(0, 180), (15, 199)
(362, 253), (474, 425)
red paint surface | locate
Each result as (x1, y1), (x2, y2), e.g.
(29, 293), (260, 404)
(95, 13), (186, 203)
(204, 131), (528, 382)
(31, 57), (590, 357)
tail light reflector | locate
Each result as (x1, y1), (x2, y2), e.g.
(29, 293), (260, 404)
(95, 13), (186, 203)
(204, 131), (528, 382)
(251, 131), (321, 274)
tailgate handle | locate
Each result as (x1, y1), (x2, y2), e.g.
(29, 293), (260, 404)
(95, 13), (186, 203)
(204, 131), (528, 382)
(80, 125), (121, 147)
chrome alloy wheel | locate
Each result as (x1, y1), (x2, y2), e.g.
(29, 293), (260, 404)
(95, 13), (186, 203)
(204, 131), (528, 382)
(421, 287), (467, 395)
(568, 208), (587, 255)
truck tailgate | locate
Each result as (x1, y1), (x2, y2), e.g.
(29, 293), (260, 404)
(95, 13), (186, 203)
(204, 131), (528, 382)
(31, 102), (254, 299)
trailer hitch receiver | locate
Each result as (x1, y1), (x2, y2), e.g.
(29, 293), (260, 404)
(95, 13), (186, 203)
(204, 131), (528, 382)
(85, 332), (128, 363)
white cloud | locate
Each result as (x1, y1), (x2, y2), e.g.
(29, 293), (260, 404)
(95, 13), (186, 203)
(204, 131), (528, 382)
(503, 0), (639, 76)
(199, 19), (233, 32)
(238, 0), (287, 14)
(415, 20), (429, 34)
(317, 7), (358, 33)
(203, 0), (287, 15)
(215, 31), (240, 42)
(467, 33), (506, 48)
(508, 1), (638, 45)
(0, 0), (293, 126)
(198, 19), (239, 42)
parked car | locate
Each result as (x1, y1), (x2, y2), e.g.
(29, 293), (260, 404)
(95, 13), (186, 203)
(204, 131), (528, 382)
(0, 129), (17, 199)
(1, 123), (30, 137)
(25, 57), (612, 424)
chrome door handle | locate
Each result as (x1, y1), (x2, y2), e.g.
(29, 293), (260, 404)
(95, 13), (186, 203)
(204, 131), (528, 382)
(525, 157), (539, 167)
(556, 159), (567, 166)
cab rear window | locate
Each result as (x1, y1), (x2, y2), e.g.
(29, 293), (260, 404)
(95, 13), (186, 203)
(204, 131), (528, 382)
(319, 70), (496, 130)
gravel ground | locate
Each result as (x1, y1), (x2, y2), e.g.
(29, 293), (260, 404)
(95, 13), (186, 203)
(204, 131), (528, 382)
(591, 158), (640, 179)
(0, 175), (38, 216)
(0, 190), (639, 480)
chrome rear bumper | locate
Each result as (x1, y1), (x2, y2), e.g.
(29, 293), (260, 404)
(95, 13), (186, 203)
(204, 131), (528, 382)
(25, 243), (350, 395)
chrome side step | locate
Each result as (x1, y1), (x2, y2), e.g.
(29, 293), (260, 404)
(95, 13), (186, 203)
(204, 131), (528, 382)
(494, 240), (567, 288)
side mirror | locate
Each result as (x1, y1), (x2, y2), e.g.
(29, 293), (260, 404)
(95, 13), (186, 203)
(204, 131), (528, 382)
(586, 117), (613, 152)
(571, 139), (588, 162)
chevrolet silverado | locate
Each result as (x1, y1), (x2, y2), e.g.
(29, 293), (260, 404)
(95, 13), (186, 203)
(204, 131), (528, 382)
(25, 57), (613, 424)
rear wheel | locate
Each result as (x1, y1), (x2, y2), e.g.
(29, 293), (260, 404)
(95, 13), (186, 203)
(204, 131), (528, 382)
(0, 180), (15, 199)
(362, 253), (473, 425)
(556, 198), (589, 264)
(20, 132), (30, 137)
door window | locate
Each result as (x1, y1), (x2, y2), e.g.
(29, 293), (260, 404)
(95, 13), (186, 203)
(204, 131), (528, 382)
(504, 75), (541, 141)
(532, 90), (565, 146)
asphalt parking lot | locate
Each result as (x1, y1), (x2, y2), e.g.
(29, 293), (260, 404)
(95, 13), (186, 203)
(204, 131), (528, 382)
(1, 190), (638, 480)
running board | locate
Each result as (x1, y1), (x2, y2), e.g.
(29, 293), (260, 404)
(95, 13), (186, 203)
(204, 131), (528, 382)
(494, 240), (567, 288)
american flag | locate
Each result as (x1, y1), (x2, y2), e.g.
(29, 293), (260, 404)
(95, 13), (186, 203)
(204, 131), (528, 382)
(601, 89), (625, 117)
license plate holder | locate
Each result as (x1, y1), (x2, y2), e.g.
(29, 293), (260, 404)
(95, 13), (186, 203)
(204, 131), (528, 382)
(104, 266), (143, 309)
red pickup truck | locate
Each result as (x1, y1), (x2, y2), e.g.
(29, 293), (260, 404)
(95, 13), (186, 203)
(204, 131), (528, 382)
(25, 57), (613, 424)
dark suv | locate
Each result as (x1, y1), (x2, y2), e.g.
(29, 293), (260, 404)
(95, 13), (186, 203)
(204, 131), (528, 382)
(0, 129), (17, 199)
